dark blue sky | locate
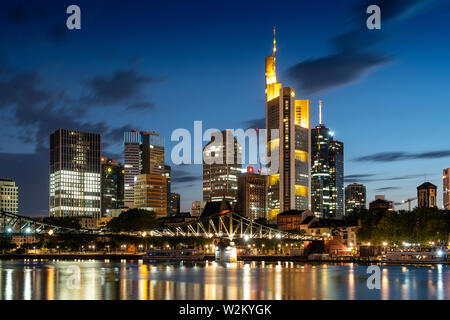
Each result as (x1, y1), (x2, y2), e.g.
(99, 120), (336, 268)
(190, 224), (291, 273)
(1, 0), (450, 215)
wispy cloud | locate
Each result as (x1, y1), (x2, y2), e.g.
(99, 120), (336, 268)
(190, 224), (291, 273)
(345, 173), (428, 183)
(354, 150), (450, 162)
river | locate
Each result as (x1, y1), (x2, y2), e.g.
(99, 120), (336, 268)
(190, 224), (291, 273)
(0, 260), (448, 300)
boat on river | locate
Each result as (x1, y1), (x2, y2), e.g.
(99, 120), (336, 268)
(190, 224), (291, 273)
(383, 246), (448, 264)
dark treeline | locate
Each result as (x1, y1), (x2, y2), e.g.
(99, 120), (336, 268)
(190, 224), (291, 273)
(348, 207), (450, 245)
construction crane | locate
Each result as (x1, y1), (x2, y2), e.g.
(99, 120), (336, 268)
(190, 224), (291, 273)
(402, 197), (417, 211)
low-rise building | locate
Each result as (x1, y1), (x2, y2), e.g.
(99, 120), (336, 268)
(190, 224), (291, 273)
(191, 201), (206, 217)
(369, 198), (390, 210)
(304, 218), (358, 250)
(277, 210), (313, 231)
(159, 212), (197, 226)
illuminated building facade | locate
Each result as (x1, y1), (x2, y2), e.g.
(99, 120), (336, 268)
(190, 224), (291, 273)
(311, 122), (344, 218)
(0, 179), (18, 214)
(134, 173), (167, 217)
(165, 164), (172, 213)
(344, 183), (366, 214)
(266, 28), (311, 222)
(101, 157), (124, 217)
(124, 130), (164, 208)
(203, 130), (241, 204)
(417, 182), (437, 208)
(444, 168), (450, 210)
(49, 129), (101, 218)
(237, 167), (266, 221)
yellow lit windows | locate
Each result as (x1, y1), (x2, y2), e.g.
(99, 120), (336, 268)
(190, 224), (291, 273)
(269, 174), (279, 186)
(295, 185), (308, 197)
(295, 150), (308, 162)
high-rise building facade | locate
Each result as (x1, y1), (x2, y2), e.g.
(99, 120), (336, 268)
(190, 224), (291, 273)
(237, 167), (266, 221)
(310, 123), (344, 218)
(49, 129), (101, 218)
(124, 130), (164, 208)
(444, 168), (450, 210)
(134, 173), (167, 217)
(203, 130), (241, 204)
(345, 183), (366, 214)
(417, 182), (437, 208)
(0, 179), (18, 214)
(265, 28), (311, 222)
(101, 157), (124, 217)
(168, 192), (180, 216)
(165, 165), (172, 213)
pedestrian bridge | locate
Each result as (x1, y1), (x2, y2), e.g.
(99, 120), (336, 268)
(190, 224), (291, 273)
(0, 210), (322, 241)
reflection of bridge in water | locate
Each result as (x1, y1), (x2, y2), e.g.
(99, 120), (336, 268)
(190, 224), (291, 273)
(0, 210), (322, 241)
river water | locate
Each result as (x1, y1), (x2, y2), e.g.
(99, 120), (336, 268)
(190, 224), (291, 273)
(0, 259), (448, 300)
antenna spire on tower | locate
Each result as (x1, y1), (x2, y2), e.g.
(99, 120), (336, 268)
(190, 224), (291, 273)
(273, 26), (277, 58)
(319, 100), (323, 125)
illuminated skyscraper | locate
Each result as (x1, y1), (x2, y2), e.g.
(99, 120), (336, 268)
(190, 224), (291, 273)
(311, 118), (344, 218)
(124, 130), (164, 208)
(134, 173), (167, 217)
(265, 27), (311, 222)
(203, 130), (242, 204)
(49, 129), (101, 218)
(0, 179), (18, 214)
(444, 168), (450, 210)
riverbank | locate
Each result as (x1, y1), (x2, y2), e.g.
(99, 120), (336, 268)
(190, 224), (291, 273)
(0, 253), (448, 264)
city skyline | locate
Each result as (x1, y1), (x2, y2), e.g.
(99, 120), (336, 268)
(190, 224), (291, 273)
(1, 0), (450, 215)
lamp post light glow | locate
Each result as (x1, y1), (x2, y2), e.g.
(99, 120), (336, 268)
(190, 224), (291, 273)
(48, 229), (54, 236)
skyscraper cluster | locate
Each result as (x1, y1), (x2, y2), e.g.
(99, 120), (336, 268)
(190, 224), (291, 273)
(37, 29), (450, 223)
(48, 128), (176, 219)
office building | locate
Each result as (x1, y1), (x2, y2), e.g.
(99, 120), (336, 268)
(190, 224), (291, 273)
(310, 101), (344, 218)
(203, 130), (241, 204)
(124, 130), (164, 208)
(49, 129), (101, 218)
(345, 183), (366, 214)
(101, 157), (124, 217)
(329, 139), (344, 217)
(444, 168), (450, 210)
(266, 28), (311, 222)
(168, 192), (180, 216)
(0, 179), (18, 214)
(134, 173), (167, 217)
(237, 166), (266, 220)
(165, 165), (172, 213)
(417, 182), (437, 208)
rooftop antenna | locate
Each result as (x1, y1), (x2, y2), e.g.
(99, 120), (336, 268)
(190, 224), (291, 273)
(319, 100), (323, 125)
(273, 26), (277, 58)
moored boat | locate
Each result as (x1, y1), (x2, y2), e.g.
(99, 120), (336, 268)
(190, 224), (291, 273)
(383, 246), (448, 264)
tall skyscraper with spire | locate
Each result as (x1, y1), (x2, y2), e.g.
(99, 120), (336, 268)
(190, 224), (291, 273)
(265, 27), (311, 222)
(311, 101), (344, 218)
